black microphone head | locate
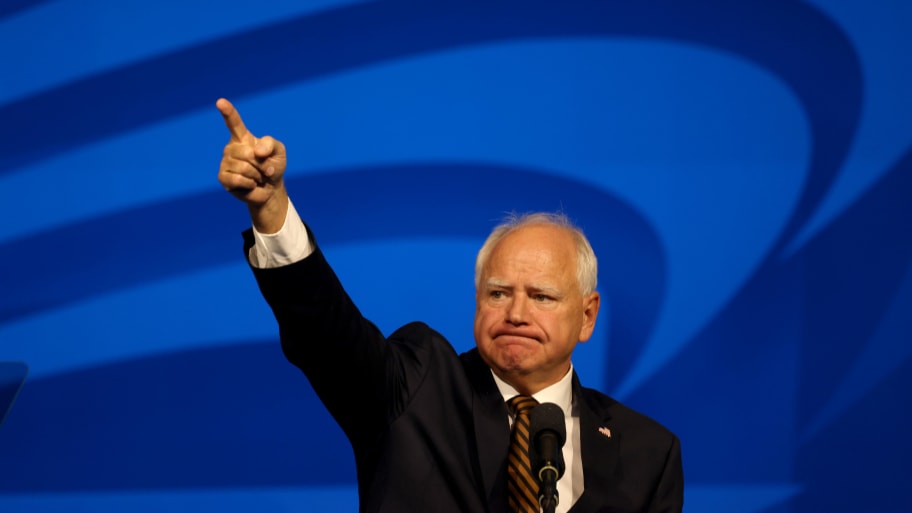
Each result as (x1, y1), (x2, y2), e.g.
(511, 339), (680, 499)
(529, 402), (566, 480)
(530, 402), (566, 445)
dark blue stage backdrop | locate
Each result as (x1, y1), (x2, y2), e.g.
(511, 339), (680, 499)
(1, 1), (910, 512)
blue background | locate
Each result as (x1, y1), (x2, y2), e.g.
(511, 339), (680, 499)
(1, 1), (910, 512)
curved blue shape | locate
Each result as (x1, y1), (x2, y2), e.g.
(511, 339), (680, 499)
(0, 164), (664, 392)
(631, 146), (912, 492)
(0, 0), (860, 255)
(0, 163), (661, 317)
(0, 36), (808, 245)
(800, 146), (912, 442)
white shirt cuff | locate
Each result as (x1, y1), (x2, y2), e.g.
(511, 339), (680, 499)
(248, 199), (313, 268)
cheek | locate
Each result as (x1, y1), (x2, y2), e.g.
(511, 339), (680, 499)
(539, 313), (575, 341)
(473, 308), (495, 333)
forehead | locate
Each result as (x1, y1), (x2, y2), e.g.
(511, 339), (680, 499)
(485, 224), (577, 276)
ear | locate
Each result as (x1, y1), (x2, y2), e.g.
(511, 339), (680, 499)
(577, 291), (601, 342)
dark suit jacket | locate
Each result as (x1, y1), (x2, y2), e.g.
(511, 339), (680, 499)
(246, 230), (683, 513)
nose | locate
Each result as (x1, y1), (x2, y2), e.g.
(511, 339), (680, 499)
(505, 295), (529, 325)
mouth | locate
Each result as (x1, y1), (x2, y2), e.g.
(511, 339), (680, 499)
(493, 332), (540, 345)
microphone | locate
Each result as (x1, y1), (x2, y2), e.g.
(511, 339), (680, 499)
(529, 402), (566, 513)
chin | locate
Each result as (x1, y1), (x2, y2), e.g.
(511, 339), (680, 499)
(493, 347), (537, 374)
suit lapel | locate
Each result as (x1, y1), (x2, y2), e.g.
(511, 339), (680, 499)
(568, 376), (620, 513)
(461, 349), (512, 512)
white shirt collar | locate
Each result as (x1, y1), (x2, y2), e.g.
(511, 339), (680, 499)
(490, 364), (574, 416)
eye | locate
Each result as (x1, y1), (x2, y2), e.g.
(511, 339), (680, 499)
(533, 293), (553, 303)
(490, 290), (506, 299)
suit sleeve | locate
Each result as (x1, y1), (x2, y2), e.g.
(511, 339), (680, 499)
(244, 227), (399, 446)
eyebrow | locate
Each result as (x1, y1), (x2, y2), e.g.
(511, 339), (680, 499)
(483, 278), (511, 289)
(483, 279), (563, 297)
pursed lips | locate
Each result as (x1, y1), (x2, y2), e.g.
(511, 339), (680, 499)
(492, 329), (541, 345)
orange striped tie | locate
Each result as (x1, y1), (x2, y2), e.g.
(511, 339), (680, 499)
(507, 395), (540, 513)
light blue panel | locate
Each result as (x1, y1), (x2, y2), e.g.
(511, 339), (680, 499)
(0, 262), (272, 379)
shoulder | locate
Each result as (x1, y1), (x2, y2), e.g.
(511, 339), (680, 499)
(385, 321), (463, 373)
(389, 320), (448, 340)
(579, 385), (678, 444)
(388, 321), (457, 353)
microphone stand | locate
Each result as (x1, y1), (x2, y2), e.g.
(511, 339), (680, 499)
(538, 462), (559, 513)
(530, 402), (566, 513)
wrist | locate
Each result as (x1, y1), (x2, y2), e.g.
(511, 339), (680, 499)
(248, 187), (289, 234)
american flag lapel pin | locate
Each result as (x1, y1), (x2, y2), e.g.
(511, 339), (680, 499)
(598, 426), (612, 439)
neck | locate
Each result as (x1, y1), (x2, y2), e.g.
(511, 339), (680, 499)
(494, 365), (571, 397)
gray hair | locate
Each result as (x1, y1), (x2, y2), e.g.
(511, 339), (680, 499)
(474, 212), (598, 295)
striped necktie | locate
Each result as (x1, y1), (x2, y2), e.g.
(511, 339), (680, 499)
(507, 395), (540, 513)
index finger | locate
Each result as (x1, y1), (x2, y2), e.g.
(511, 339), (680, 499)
(216, 98), (250, 141)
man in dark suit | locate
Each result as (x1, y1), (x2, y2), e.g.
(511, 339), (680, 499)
(216, 98), (683, 513)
